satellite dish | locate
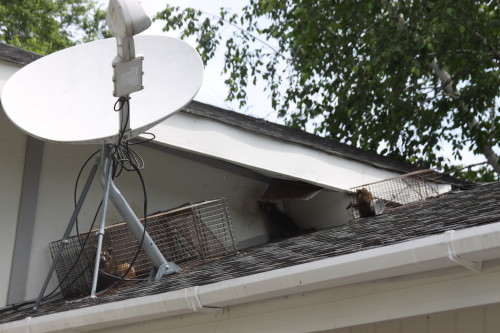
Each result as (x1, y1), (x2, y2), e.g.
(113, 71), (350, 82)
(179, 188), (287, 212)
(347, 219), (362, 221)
(1, 35), (204, 143)
(2, 0), (205, 309)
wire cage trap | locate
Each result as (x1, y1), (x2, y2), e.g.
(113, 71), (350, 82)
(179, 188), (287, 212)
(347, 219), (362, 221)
(49, 198), (236, 298)
(347, 170), (452, 221)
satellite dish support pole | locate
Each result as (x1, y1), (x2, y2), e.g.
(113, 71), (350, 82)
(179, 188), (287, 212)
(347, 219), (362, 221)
(35, 141), (180, 309)
(92, 144), (180, 290)
(102, 0), (180, 280)
(88, 0), (181, 294)
(90, 145), (114, 298)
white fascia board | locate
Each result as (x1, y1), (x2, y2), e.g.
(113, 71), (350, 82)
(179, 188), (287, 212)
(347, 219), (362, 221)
(3, 222), (500, 333)
(152, 113), (400, 190)
(198, 222), (500, 307)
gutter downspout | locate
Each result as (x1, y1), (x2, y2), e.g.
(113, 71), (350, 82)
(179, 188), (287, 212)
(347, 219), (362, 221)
(4, 221), (500, 333)
(445, 230), (483, 273)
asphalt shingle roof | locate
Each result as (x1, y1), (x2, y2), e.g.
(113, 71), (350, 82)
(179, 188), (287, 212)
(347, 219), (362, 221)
(0, 42), (42, 65)
(1, 181), (498, 324)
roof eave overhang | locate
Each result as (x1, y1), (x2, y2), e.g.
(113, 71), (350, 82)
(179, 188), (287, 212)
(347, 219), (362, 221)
(3, 221), (500, 333)
(150, 113), (402, 191)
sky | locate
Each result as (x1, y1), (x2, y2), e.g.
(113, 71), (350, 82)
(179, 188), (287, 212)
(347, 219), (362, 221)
(96, 0), (489, 168)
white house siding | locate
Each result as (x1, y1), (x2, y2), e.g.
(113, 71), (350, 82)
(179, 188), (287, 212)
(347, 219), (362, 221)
(0, 60), (21, 93)
(86, 260), (500, 333)
(326, 304), (500, 333)
(0, 107), (26, 307)
(0, 60), (25, 306)
(0, 57), (27, 305)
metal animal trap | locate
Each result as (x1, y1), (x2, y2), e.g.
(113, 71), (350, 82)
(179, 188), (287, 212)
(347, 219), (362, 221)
(49, 198), (236, 298)
(347, 170), (452, 221)
(48, 233), (98, 298)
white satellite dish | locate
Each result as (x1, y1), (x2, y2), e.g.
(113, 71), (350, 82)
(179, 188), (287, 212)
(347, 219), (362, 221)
(1, 35), (203, 143)
(0, 0), (205, 309)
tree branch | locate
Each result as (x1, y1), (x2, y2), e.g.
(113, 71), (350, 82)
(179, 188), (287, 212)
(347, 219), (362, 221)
(198, 10), (279, 54)
(475, 31), (500, 62)
(429, 57), (500, 175)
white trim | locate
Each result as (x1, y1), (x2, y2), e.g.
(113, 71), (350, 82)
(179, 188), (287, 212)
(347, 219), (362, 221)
(7, 137), (44, 304)
(2, 222), (500, 333)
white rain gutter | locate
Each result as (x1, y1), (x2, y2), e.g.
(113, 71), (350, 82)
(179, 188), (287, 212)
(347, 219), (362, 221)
(3, 221), (500, 333)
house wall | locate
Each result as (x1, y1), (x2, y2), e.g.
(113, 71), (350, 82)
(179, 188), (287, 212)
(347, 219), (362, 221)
(88, 259), (500, 333)
(22, 141), (273, 303)
(0, 106), (27, 307)
(0, 60), (27, 306)
(325, 304), (500, 333)
(0, 125), (352, 307)
(0, 60), (21, 91)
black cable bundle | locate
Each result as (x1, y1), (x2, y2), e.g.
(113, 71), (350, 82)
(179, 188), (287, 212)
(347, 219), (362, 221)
(42, 98), (155, 303)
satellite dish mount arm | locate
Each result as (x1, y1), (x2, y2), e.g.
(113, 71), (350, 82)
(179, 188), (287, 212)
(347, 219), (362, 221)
(114, 35), (135, 64)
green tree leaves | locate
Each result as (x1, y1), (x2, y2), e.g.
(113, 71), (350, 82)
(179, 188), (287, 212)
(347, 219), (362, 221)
(0, 0), (109, 55)
(156, 0), (499, 181)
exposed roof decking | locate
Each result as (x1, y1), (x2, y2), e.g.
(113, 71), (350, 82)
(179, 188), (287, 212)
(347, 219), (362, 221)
(1, 181), (498, 324)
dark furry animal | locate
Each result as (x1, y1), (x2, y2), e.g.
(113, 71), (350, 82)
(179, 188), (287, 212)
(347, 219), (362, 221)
(347, 188), (375, 218)
(64, 285), (88, 299)
(97, 247), (135, 291)
(259, 201), (305, 241)
(62, 245), (136, 298)
(96, 247), (118, 291)
(99, 248), (118, 276)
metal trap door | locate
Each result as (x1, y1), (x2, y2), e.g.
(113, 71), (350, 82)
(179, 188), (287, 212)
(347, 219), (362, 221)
(348, 170), (452, 221)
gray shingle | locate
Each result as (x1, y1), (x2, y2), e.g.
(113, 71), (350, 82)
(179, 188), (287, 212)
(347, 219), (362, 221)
(0, 43), (42, 65)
